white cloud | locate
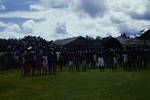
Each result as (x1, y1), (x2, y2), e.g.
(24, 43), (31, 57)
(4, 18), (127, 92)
(0, 11), (48, 19)
(0, 0), (150, 40)
(0, 4), (5, 10)
(30, 0), (70, 11)
(117, 19), (150, 35)
(30, 4), (46, 11)
(31, 0), (108, 18)
(0, 0), (5, 10)
(55, 22), (68, 34)
(108, 0), (150, 20)
(72, 0), (108, 18)
(0, 21), (7, 27)
(22, 20), (35, 33)
(0, 24), (23, 39)
(110, 12), (130, 24)
(5, 24), (21, 33)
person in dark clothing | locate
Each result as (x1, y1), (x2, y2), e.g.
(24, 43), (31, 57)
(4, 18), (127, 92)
(0, 54), (6, 73)
(51, 51), (57, 74)
(68, 54), (74, 72)
(59, 54), (63, 72)
(24, 52), (32, 75)
(97, 49), (105, 72)
(48, 52), (53, 74)
(36, 55), (43, 75)
(81, 55), (87, 72)
(122, 51), (128, 71)
(30, 51), (36, 76)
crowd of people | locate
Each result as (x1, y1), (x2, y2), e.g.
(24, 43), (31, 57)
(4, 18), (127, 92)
(14, 47), (150, 76)
(0, 36), (150, 75)
(19, 47), (149, 75)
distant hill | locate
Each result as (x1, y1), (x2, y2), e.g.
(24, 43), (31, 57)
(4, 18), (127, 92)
(139, 29), (150, 40)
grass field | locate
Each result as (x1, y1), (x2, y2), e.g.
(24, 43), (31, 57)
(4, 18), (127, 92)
(0, 69), (150, 100)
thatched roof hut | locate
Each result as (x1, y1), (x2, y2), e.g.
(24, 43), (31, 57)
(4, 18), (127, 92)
(139, 29), (150, 40)
(102, 37), (122, 49)
(117, 37), (150, 50)
(54, 36), (93, 48)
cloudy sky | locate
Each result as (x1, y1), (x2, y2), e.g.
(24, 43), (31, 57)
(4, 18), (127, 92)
(0, 0), (150, 40)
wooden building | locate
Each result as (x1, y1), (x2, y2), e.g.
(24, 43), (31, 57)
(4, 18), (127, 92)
(102, 36), (123, 50)
(139, 29), (150, 40)
(117, 37), (150, 50)
(54, 36), (92, 48)
(53, 36), (106, 53)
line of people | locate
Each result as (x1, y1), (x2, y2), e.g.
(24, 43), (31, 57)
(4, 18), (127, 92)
(1, 36), (150, 75)
(14, 47), (149, 76)
(19, 48), (59, 75)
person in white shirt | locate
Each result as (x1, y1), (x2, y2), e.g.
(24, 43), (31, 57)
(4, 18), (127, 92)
(69, 60), (74, 72)
(123, 54), (128, 70)
(42, 55), (49, 75)
(56, 51), (61, 62)
(97, 56), (105, 72)
(112, 56), (117, 70)
(123, 54), (128, 64)
(93, 54), (97, 68)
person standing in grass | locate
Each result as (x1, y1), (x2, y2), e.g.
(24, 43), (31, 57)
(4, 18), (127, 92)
(123, 53), (128, 71)
(98, 56), (105, 72)
(98, 50), (105, 72)
(57, 50), (64, 72)
(112, 56), (117, 70)
(97, 49), (105, 71)
(31, 50), (36, 76)
(42, 54), (49, 75)
(48, 50), (55, 74)
(93, 52), (97, 68)
(36, 55), (42, 75)
(81, 55), (87, 72)
(68, 53), (74, 72)
(20, 56), (26, 76)
(74, 51), (80, 72)
(51, 50), (57, 74)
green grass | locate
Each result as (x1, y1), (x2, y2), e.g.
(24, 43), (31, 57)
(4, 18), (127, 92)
(0, 69), (150, 100)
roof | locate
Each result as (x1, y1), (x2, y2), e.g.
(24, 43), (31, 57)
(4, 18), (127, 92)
(53, 36), (83, 46)
(90, 39), (103, 48)
(139, 29), (150, 40)
(102, 37), (122, 48)
(54, 36), (104, 48)
(117, 37), (150, 47)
